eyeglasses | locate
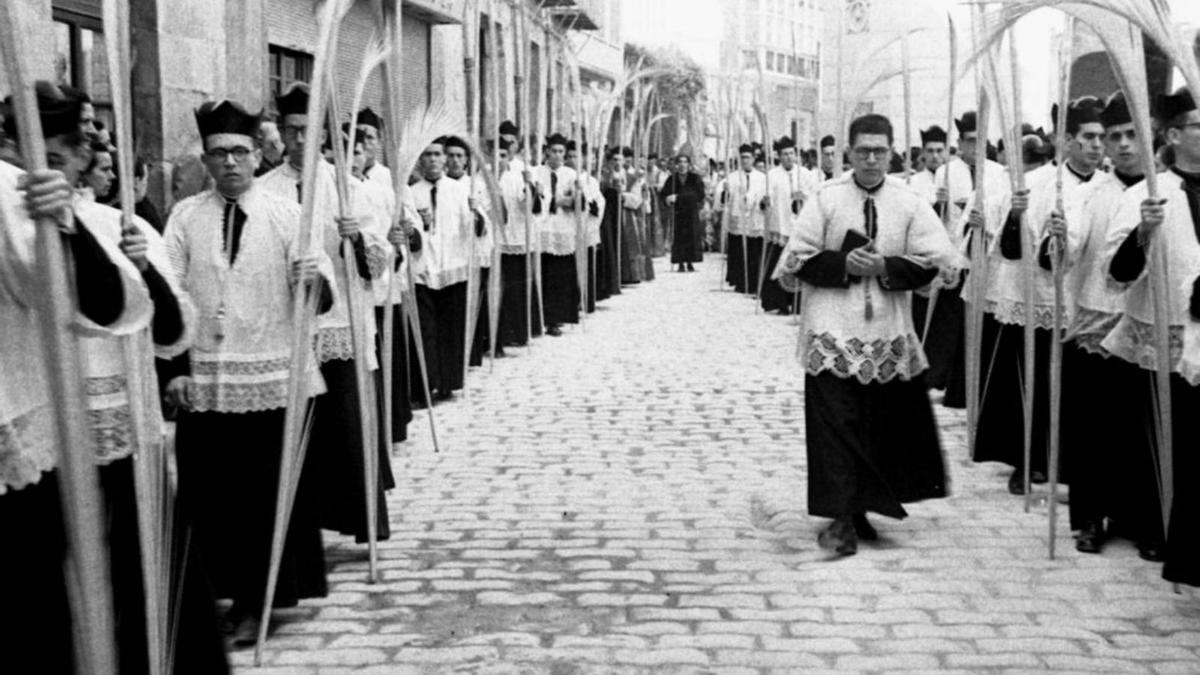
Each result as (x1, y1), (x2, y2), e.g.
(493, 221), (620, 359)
(852, 147), (890, 160)
(206, 146), (254, 161)
(281, 125), (305, 139)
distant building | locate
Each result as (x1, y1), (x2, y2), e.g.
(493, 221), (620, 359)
(817, 0), (971, 150)
(717, 0), (823, 149)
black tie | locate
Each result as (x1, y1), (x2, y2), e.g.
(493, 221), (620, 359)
(550, 171), (558, 215)
(863, 196), (878, 240)
(295, 181), (302, 203)
(855, 178), (884, 321)
(428, 185), (438, 231)
(221, 198), (247, 265)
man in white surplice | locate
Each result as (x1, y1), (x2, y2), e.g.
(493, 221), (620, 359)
(773, 114), (956, 556)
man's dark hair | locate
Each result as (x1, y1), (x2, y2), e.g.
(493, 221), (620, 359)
(848, 114), (894, 146)
(438, 135), (469, 152)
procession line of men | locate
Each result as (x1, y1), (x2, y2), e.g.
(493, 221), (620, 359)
(765, 87), (1200, 589)
(0, 76), (699, 670)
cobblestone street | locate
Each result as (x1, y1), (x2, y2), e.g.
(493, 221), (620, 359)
(236, 254), (1200, 674)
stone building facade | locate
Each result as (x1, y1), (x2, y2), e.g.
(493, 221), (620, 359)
(7, 0), (619, 211)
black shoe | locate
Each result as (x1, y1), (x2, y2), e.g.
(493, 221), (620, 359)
(852, 514), (878, 541)
(677, 264), (686, 272)
(1007, 469), (1026, 496)
(817, 517), (858, 556)
(228, 614), (262, 649)
(1075, 521), (1105, 554)
(546, 325), (562, 337)
(686, 263), (695, 272)
(1137, 540), (1165, 562)
(433, 389), (454, 403)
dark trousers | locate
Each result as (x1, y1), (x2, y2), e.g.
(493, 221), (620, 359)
(1064, 346), (1162, 543)
(972, 316), (1056, 475)
(375, 305), (412, 442)
(759, 241), (792, 312)
(805, 372), (947, 519)
(410, 282), (467, 398)
(312, 359), (395, 542)
(0, 474), (75, 674)
(176, 409), (327, 614)
(499, 253), (543, 345)
(541, 252), (580, 327)
(1163, 374), (1200, 587)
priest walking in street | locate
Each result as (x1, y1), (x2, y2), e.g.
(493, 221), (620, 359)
(773, 114), (956, 556)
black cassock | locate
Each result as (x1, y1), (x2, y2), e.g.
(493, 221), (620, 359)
(795, 250), (948, 520)
(662, 171), (705, 264)
(597, 182), (622, 299)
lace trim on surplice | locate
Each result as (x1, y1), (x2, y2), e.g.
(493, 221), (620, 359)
(1103, 316), (1184, 372)
(985, 298), (1065, 330)
(316, 326), (355, 363)
(803, 331), (928, 384)
(1068, 308), (1121, 357)
(0, 405), (55, 495)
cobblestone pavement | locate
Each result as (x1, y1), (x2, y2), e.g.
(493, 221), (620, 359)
(236, 254), (1200, 674)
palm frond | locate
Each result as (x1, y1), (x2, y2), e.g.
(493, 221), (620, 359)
(968, 0), (1200, 99)
(348, 32), (390, 132)
(394, 99), (467, 182)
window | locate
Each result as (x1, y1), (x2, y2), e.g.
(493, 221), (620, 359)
(268, 45), (314, 109)
(52, 5), (113, 130)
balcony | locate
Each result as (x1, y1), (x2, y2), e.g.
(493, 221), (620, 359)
(548, 0), (603, 31)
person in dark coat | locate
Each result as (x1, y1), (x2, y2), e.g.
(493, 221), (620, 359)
(662, 154), (704, 271)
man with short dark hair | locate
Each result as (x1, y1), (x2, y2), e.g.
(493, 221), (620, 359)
(0, 80), (179, 674)
(259, 84), (395, 550)
(909, 125), (947, 206)
(442, 134), (499, 363)
(535, 133), (581, 333)
(356, 107), (392, 190)
(972, 97), (1102, 496)
(162, 97), (333, 644)
(773, 113), (955, 556)
(1104, 87), (1200, 588)
(495, 137), (544, 344)
(819, 135), (838, 181)
(1056, 92), (1161, 559)
(762, 136), (812, 311)
(719, 143), (767, 294)
(409, 137), (481, 400)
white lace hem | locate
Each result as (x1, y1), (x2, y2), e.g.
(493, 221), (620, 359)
(801, 331), (929, 384)
(0, 405), (56, 495)
(316, 327), (355, 363)
(88, 404), (135, 465)
(1101, 316), (1184, 373)
(540, 231), (580, 256)
(1066, 308), (1121, 357)
(985, 298), (1067, 330)
(188, 353), (324, 413)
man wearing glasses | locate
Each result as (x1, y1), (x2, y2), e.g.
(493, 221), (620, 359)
(772, 114), (956, 556)
(161, 98), (334, 645)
